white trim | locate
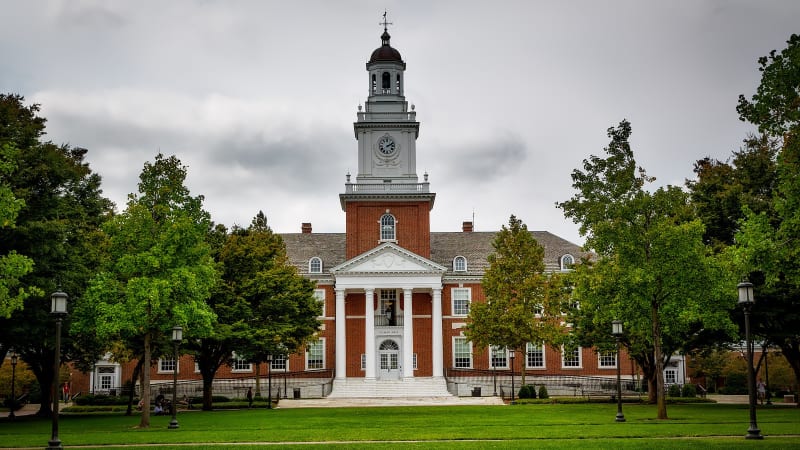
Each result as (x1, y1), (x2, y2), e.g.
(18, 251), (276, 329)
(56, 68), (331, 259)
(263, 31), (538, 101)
(452, 336), (472, 369)
(314, 289), (326, 317)
(598, 350), (617, 369)
(561, 346), (582, 369)
(306, 338), (326, 371)
(453, 255), (467, 272)
(157, 358), (179, 374)
(489, 346), (508, 369)
(526, 342), (546, 369)
(451, 287), (471, 317)
(309, 257), (323, 274)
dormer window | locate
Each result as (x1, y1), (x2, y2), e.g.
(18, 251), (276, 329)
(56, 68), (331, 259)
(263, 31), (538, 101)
(560, 254), (575, 271)
(309, 257), (322, 274)
(380, 214), (396, 241)
(453, 256), (467, 272)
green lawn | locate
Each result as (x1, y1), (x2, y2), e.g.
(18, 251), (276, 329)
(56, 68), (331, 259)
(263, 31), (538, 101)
(0, 403), (798, 448)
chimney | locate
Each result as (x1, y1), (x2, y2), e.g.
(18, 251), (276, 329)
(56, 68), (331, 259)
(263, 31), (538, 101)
(301, 223), (312, 234)
(462, 221), (473, 232)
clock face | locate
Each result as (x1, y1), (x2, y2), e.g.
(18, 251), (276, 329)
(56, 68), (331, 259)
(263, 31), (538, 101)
(378, 135), (396, 155)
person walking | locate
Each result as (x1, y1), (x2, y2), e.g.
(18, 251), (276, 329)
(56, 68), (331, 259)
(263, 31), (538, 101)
(757, 377), (766, 405)
(246, 387), (253, 408)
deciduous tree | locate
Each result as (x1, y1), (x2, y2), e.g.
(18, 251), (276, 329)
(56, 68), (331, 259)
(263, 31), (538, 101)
(80, 153), (216, 428)
(464, 215), (567, 385)
(558, 120), (735, 419)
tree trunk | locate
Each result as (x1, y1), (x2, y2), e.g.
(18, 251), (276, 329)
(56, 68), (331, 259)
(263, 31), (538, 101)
(139, 332), (151, 428)
(255, 362), (262, 397)
(778, 340), (800, 407)
(125, 357), (144, 416)
(202, 369), (214, 411)
(652, 302), (667, 419)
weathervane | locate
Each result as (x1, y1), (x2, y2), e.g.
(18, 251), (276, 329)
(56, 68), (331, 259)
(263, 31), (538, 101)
(380, 10), (393, 32)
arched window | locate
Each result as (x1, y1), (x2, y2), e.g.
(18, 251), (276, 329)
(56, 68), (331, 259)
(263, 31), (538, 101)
(396, 73), (401, 93)
(309, 257), (322, 273)
(371, 74), (377, 94)
(379, 340), (399, 350)
(380, 214), (396, 241)
(560, 254), (575, 271)
(453, 256), (467, 272)
(381, 72), (392, 90)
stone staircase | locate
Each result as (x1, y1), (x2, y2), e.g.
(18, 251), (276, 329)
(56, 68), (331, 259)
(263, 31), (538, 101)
(327, 377), (452, 398)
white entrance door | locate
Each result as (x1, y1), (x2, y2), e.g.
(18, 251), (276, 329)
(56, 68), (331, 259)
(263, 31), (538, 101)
(378, 339), (401, 380)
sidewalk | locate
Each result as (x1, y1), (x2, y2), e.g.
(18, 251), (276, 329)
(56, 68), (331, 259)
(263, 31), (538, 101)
(277, 396), (506, 408)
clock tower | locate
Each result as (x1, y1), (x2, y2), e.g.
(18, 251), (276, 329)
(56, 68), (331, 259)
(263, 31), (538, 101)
(340, 22), (435, 259)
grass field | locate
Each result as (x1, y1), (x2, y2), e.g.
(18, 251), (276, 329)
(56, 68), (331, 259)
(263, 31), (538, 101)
(1, 403), (798, 448)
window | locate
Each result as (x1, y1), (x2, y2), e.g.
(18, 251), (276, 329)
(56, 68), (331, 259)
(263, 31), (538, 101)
(159, 358), (177, 373)
(413, 353), (418, 370)
(382, 71), (390, 92)
(452, 287), (471, 316)
(665, 369), (677, 385)
(314, 289), (326, 316)
(453, 337), (472, 368)
(562, 346), (582, 368)
(598, 351), (617, 369)
(309, 257), (322, 274)
(372, 74), (377, 94)
(526, 342), (545, 368)
(231, 353), (252, 372)
(490, 346), (508, 369)
(306, 340), (325, 370)
(396, 74), (401, 93)
(561, 254), (575, 271)
(361, 353), (366, 371)
(453, 256), (467, 272)
(379, 289), (397, 326)
(98, 367), (114, 391)
(380, 214), (396, 241)
(271, 354), (287, 371)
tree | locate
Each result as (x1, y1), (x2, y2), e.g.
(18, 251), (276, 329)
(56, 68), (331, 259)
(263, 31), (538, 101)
(79, 153), (216, 428)
(464, 215), (567, 385)
(189, 211), (321, 409)
(0, 143), (36, 319)
(558, 120), (735, 419)
(0, 94), (111, 417)
(734, 33), (800, 392)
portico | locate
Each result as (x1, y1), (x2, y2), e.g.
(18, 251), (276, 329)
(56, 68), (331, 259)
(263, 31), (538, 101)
(330, 243), (446, 384)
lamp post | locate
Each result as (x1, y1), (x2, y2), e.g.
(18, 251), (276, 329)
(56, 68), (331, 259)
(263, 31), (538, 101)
(9, 350), (17, 419)
(612, 320), (626, 422)
(47, 289), (68, 450)
(168, 326), (182, 430)
(509, 348), (516, 403)
(738, 281), (763, 439)
(266, 354), (273, 409)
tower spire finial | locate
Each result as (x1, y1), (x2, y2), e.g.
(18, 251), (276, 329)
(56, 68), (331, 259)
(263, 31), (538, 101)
(380, 10), (392, 32)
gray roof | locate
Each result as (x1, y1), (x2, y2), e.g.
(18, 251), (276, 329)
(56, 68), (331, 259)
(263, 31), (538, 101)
(281, 231), (586, 277)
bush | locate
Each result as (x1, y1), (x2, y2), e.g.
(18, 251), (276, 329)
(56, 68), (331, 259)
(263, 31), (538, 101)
(667, 384), (682, 398)
(518, 384), (536, 399)
(73, 394), (130, 406)
(720, 372), (748, 395)
(538, 385), (549, 399)
(681, 384), (697, 398)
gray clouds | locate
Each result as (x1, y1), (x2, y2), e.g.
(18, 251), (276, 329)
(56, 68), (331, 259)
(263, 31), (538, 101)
(2, 1), (799, 244)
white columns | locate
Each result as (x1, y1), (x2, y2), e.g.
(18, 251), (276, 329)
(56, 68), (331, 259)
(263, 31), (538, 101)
(335, 288), (346, 380)
(432, 287), (443, 377)
(402, 288), (414, 378)
(364, 287), (376, 379)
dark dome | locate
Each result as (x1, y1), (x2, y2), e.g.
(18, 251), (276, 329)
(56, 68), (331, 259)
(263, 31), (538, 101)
(369, 30), (403, 63)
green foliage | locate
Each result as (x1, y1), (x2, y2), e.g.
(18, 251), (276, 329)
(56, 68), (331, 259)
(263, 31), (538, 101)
(538, 385), (549, 399)
(667, 384), (682, 398)
(78, 153), (216, 427)
(518, 384), (536, 399)
(681, 384), (697, 398)
(74, 394), (132, 406)
(558, 120), (736, 419)
(189, 211), (321, 410)
(731, 33), (800, 391)
(465, 215), (568, 384)
(0, 93), (112, 416)
(720, 372), (748, 395)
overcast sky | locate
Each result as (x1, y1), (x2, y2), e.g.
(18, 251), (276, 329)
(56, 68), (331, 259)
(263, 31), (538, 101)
(2, 1), (798, 246)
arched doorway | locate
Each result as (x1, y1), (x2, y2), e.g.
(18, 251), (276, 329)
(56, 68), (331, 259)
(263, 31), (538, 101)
(378, 339), (401, 380)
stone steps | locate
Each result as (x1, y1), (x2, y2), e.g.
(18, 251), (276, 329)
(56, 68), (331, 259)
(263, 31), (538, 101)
(328, 377), (452, 398)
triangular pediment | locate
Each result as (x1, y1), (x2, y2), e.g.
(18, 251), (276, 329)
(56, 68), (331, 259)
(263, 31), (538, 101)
(331, 242), (446, 275)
